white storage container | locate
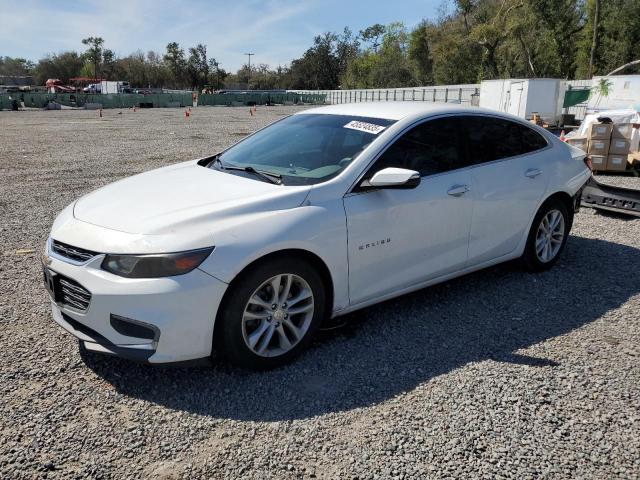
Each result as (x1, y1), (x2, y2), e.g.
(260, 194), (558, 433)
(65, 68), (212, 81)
(479, 78), (565, 126)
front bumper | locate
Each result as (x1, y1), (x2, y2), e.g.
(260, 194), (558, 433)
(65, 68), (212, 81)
(44, 244), (228, 364)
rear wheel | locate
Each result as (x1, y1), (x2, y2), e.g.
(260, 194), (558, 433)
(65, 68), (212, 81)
(522, 199), (570, 272)
(216, 258), (325, 369)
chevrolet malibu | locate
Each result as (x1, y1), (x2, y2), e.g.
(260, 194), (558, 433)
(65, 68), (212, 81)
(43, 103), (591, 369)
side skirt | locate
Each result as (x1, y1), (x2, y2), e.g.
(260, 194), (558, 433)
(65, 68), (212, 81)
(331, 251), (521, 318)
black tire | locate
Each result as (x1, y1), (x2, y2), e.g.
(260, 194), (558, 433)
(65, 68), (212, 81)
(215, 257), (325, 370)
(521, 198), (571, 272)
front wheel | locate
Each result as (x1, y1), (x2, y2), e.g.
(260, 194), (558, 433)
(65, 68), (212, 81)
(521, 199), (570, 272)
(215, 258), (325, 370)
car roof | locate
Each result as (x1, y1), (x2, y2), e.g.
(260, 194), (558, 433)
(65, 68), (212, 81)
(298, 102), (485, 121)
(296, 101), (557, 144)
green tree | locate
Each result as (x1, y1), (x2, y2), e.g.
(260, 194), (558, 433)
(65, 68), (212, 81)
(164, 42), (186, 87)
(243, 64), (285, 90)
(0, 57), (34, 76)
(342, 23), (416, 88)
(359, 24), (385, 52)
(144, 51), (171, 88)
(207, 58), (227, 89)
(187, 43), (209, 90)
(81, 36), (104, 80)
(115, 51), (148, 87)
(576, 0), (640, 77)
(33, 52), (84, 84)
(427, 16), (482, 84)
(525, 0), (585, 79)
(370, 23), (415, 87)
(284, 28), (359, 89)
(341, 52), (378, 89)
(335, 28), (360, 80)
(288, 33), (339, 89)
(469, 0), (524, 79)
(455, 0), (477, 33)
(101, 49), (117, 79)
(408, 21), (433, 85)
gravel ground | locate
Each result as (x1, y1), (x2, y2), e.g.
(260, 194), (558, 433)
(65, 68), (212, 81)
(593, 171), (640, 189)
(1, 106), (639, 479)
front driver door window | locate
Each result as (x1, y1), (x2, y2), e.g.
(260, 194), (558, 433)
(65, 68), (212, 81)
(343, 116), (474, 305)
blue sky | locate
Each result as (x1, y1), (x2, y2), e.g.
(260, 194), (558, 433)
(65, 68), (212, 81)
(1, 0), (445, 71)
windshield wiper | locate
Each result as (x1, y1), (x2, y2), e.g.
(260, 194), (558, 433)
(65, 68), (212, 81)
(210, 155), (282, 185)
(230, 166), (282, 185)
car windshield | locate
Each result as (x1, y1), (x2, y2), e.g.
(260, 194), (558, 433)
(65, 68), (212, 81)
(212, 113), (396, 185)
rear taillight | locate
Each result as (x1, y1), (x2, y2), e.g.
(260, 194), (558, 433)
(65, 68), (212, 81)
(584, 157), (593, 171)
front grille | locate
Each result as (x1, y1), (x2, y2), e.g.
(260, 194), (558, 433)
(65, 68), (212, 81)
(52, 240), (98, 263)
(58, 276), (92, 312)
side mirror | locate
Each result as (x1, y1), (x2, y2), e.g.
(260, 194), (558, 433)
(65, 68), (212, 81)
(362, 167), (421, 189)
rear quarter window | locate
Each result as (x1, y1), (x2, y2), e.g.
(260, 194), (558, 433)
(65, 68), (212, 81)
(520, 124), (548, 153)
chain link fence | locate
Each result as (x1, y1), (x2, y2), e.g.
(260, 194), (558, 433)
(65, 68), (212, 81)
(293, 81), (597, 121)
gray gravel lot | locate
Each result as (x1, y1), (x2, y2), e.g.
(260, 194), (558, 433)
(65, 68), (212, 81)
(1, 106), (639, 479)
(593, 172), (640, 189)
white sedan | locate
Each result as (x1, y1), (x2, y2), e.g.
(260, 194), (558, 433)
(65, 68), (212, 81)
(44, 103), (591, 369)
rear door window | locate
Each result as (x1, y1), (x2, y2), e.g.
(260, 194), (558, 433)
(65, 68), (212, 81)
(462, 116), (548, 164)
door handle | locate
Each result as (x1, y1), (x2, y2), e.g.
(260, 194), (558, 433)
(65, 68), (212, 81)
(525, 168), (542, 178)
(447, 184), (470, 197)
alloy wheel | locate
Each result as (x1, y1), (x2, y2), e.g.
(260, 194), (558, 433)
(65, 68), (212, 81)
(535, 209), (565, 263)
(241, 274), (314, 357)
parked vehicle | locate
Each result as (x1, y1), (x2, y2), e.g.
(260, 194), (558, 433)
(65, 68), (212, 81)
(82, 81), (131, 94)
(82, 83), (101, 94)
(99, 81), (131, 94)
(43, 103), (591, 369)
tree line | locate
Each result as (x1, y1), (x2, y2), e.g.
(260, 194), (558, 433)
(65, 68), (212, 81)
(1, 0), (639, 91)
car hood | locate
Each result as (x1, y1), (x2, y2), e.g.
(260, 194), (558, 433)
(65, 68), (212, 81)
(73, 160), (311, 235)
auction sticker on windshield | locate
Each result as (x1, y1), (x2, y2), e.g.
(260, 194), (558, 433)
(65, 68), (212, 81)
(344, 120), (387, 135)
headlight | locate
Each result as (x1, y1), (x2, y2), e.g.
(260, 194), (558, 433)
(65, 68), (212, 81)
(101, 247), (214, 278)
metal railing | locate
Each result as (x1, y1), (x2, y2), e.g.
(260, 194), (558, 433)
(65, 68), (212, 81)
(291, 84), (480, 106)
(198, 92), (325, 106)
(1, 80), (598, 118)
